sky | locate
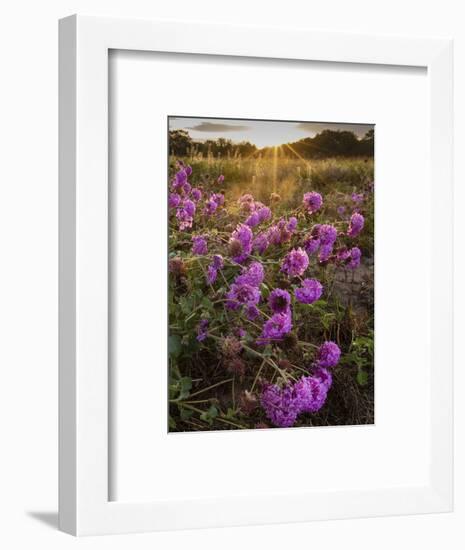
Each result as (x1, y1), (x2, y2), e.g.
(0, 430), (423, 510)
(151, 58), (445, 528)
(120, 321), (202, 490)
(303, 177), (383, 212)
(169, 116), (374, 149)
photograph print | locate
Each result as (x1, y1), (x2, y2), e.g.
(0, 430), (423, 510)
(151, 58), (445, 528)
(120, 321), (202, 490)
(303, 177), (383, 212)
(168, 116), (374, 432)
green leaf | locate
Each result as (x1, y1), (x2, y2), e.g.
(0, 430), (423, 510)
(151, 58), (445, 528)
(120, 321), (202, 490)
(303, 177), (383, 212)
(356, 370), (369, 386)
(260, 283), (270, 299)
(168, 334), (182, 358)
(178, 376), (192, 400)
(201, 297), (214, 310)
(180, 407), (193, 421)
(168, 383), (178, 400)
(200, 405), (218, 425)
(168, 415), (177, 430)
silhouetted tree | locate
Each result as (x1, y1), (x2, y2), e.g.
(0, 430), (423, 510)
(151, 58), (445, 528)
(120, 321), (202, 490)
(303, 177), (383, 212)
(169, 130), (193, 156)
(169, 129), (373, 159)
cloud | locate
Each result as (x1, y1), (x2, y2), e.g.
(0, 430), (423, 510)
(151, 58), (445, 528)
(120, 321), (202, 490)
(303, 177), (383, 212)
(296, 122), (374, 137)
(187, 121), (250, 133)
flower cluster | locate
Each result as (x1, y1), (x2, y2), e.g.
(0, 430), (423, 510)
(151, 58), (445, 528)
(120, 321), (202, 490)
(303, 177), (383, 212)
(229, 223), (253, 264)
(281, 247), (309, 277)
(268, 288), (291, 314)
(206, 254), (224, 284)
(203, 192), (225, 216)
(336, 246), (362, 269)
(261, 366), (334, 427)
(259, 311), (292, 343)
(316, 341), (341, 367)
(347, 212), (365, 238)
(176, 199), (196, 231)
(303, 223), (338, 262)
(295, 278), (323, 304)
(260, 382), (303, 427)
(303, 191), (323, 214)
(191, 235), (208, 255)
(260, 341), (341, 427)
(226, 261), (264, 320)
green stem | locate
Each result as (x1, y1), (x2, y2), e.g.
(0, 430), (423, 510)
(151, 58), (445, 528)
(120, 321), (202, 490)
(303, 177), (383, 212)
(250, 360), (265, 393)
(181, 403), (247, 429)
(188, 377), (234, 398)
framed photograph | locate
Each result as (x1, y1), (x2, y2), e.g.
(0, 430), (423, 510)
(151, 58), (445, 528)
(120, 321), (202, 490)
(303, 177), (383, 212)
(59, 15), (453, 535)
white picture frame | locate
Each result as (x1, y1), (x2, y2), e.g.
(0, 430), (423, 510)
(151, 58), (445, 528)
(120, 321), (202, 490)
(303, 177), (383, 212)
(59, 14), (453, 536)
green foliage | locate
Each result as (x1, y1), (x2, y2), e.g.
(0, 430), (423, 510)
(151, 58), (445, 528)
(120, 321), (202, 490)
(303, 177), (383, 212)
(341, 332), (374, 386)
(200, 405), (219, 425)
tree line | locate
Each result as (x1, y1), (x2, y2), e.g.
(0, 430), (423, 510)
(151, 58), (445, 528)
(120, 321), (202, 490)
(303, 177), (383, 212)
(169, 128), (374, 159)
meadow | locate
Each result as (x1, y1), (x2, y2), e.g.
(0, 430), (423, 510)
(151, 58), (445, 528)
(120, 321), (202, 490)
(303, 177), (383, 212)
(168, 153), (374, 431)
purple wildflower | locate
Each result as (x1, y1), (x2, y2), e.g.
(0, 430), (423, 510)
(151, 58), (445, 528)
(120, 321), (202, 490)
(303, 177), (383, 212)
(226, 283), (260, 310)
(183, 199), (195, 216)
(212, 254), (224, 270)
(260, 383), (301, 428)
(316, 341), (341, 368)
(318, 243), (334, 263)
(196, 319), (209, 342)
(281, 247), (309, 278)
(245, 211), (260, 227)
(206, 255), (224, 285)
(303, 191), (323, 214)
(347, 247), (362, 269)
(245, 304), (260, 321)
(294, 376), (328, 413)
(235, 261), (265, 287)
(204, 197), (219, 216)
(169, 193), (181, 209)
(294, 278), (323, 304)
(257, 206), (271, 222)
(266, 225), (281, 246)
(279, 217), (296, 242)
(185, 165), (193, 176)
(191, 235), (207, 255)
(266, 217), (298, 247)
(318, 224), (338, 246)
(312, 366), (333, 392)
(268, 288), (291, 313)
(347, 212), (365, 237)
(191, 188), (202, 202)
(336, 247), (351, 263)
(253, 232), (269, 254)
(211, 193), (225, 206)
(351, 192), (364, 204)
(181, 182), (192, 195)
(229, 224), (253, 264)
(176, 199), (196, 230)
(217, 174), (225, 184)
(287, 217), (298, 232)
(206, 266), (217, 284)
(337, 205), (346, 217)
(259, 311), (292, 342)
(172, 168), (187, 190)
(304, 237), (320, 256)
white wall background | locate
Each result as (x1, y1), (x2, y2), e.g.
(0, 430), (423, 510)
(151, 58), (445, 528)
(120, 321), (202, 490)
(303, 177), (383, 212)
(0, 1), (462, 548)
